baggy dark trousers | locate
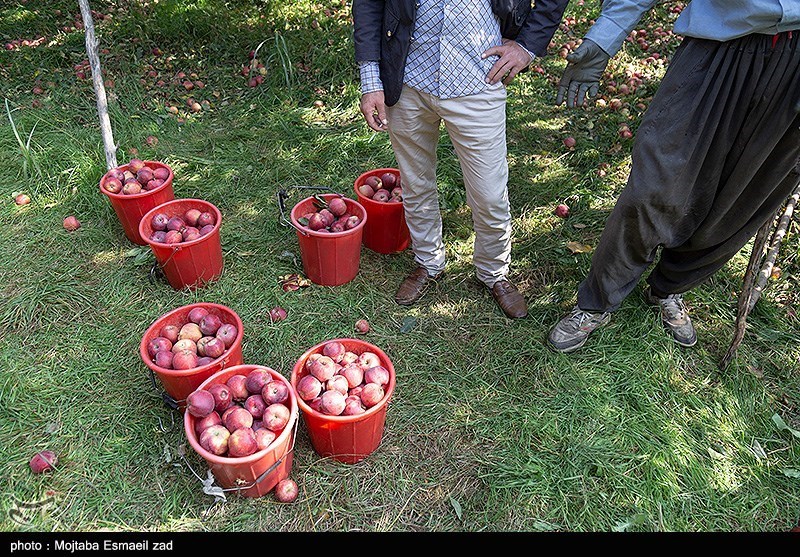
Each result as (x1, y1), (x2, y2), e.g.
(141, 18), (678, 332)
(578, 31), (800, 314)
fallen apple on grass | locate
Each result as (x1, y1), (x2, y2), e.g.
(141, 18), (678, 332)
(274, 478), (299, 503)
(63, 216), (81, 231)
(29, 451), (58, 474)
(555, 204), (570, 218)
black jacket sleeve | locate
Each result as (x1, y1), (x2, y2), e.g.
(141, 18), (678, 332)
(353, 0), (386, 62)
(516, 0), (572, 57)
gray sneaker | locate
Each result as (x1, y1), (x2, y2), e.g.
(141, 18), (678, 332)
(644, 287), (697, 347)
(548, 306), (612, 353)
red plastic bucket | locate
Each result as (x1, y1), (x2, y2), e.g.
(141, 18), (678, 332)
(139, 198), (224, 290)
(100, 160), (175, 245)
(290, 338), (396, 464)
(289, 194), (367, 286)
(354, 168), (410, 254)
(140, 302), (244, 404)
(184, 364), (298, 498)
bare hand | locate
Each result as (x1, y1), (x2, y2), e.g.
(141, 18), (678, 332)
(482, 40), (532, 86)
(360, 91), (388, 132)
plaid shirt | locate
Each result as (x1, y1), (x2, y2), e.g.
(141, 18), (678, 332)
(359, 0), (534, 98)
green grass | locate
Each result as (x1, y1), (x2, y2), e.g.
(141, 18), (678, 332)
(1, 0), (798, 532)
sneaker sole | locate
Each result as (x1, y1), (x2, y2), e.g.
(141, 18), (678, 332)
(547, 336), (588, 354)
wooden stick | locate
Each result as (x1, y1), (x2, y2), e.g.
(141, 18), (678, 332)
(719, 218), (774, 371)
(747, 182), (800, 313)
(77, 0), (117, 170)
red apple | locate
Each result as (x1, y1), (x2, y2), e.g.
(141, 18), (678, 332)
(274, 478), (299, 503)
(245, 368), (272, 394)
(15, 193), (31, 205)
(328, 197), (347, 216)
(172, 349), (198, 370)
(563, 136), (576, 148)
(341, 364), (364, 389)
(194, 411), (222, 436)
(197, 211), (215, 227)
(199, 314), (222, 336)
(268, 306), (288, 323)
(244, 394), (267, 419)
(358, 352), (381, 370)
(343, 397), (366, 416)
(322, 341), (346, 363)
(320, 390), (346, 416)
(200, 425), (230, 456)
(207, 383), (233, 414)
(202, 337), (226, 359)
(226, 374), (249, 401)
(29, 450), (57, 474)
(326, 374), (349, 396)
(228, 427), (258, 457)
(296, 375), (322, 401)
(147, 336), (173, 358)
(216, 323), (238, 348)
(360, 383), (385, 408)
(262, 380), (289, 404)
(188, 307), (209, 324)
(309, 356), (336, 382)
(263, 403), (291, 431)
(154, 350), (173, 369)
(63, 216), (81, 231)
(554, 203), (570, 218)
(364, 365), (390, 387)
(186, 389), (215, 418)
(224, 406), (254, 431)
(354, 319), (370, 334)
(172, 338), (197, 353)
(255, 428), (276, 451)
(184, 208), (202, 226)
(178, 323), (203, 342)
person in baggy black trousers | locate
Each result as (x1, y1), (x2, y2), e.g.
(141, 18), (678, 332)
(548, 0), (800, 353)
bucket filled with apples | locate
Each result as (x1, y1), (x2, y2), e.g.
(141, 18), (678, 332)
(139, 198), (224, 290)
(354, 167), (409, 254)
(286, 193), (367, 287)
(99, 159), (176, 245)
(184, 364), (298, 498)
(291, 338), (396, 464)
(140, 302), (244, 405)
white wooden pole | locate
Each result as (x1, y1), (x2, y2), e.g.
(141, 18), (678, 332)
(77, 0), (117, 170)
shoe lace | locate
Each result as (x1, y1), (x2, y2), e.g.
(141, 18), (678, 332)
(658, 294), (687, 321)
(566, 307), (602, 330)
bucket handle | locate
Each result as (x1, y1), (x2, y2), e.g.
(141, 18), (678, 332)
(181, 412), (300, 499)
(148, 245), (182, 286)
(277, 186), (345, 236)
(147, 368), (183, 411)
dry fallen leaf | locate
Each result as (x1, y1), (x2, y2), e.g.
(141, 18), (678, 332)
(566, 241), (593, 254)
(279, 273), (312, 291)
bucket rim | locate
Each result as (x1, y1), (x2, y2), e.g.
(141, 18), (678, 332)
(183, 364), (299, 464)
(99, 160), (174, 200)
(289, 194), (367, 238)
(138, 198), (223, 249)
(139, 302), (243, 378)
(290, 337), (396, 423)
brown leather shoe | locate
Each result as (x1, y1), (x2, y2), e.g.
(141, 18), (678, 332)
(395, 267), (442, 306)
(491, 279), (528, 318)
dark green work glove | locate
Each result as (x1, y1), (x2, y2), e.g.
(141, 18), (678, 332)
(555, 38), (611, 108)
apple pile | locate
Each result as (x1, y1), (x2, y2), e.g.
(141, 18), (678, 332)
(148, 207), (217, 244)
(297, 195), (361, 234)
(187, 367), (292, 458)
(146, 306), (238, 371)
(357, 171), (403, 203)
(101, 159), (171, 195)
(296, 341), (391, 416)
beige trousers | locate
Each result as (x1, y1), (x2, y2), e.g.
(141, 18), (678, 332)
(386, 84), (512, 287)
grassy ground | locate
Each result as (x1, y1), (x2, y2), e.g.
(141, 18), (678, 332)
(1, 0), (798, 532)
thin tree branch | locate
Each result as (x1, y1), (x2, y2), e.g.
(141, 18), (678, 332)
(78, 0), (117, 170)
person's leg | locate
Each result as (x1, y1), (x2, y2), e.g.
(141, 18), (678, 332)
(386, 86), (445, 305)
(438, 83), (527, 318)
(386, 86), (446, 277)
(550, 34), (800, 351)
(647, 32), (800, 296)
(439, 83), (511, 288)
